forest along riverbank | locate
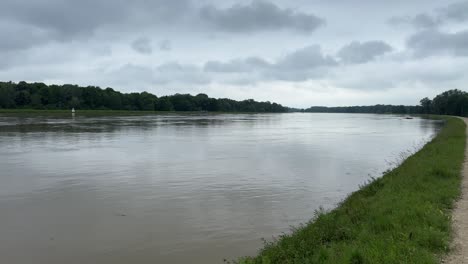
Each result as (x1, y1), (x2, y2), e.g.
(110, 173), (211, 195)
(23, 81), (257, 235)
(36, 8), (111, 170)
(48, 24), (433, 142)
(240, 117), (466, 264)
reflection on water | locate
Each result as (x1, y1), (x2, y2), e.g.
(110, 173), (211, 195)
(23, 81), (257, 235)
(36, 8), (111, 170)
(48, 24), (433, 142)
(0, 113), (442, 263)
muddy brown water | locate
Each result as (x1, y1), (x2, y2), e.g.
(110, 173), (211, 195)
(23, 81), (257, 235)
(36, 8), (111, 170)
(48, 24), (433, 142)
(0, 113), (442, 263)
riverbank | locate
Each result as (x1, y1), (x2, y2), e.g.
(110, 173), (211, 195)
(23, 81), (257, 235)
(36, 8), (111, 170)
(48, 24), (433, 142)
(444, 118), (468, 263)
(0, 109), (165, 115)
(240, 116), (466, 263)
(0, 109), (284, 115)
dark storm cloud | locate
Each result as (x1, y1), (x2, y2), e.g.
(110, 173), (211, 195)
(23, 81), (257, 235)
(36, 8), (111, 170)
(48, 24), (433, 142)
(337, 41), (393, 64)
(132, 37), (153, 54)
(407, 29), (468, 57)
(199, 1), (324, 33)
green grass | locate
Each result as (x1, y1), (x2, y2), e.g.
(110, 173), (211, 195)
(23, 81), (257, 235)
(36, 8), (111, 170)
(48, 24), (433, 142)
(239, 117), (466, 264)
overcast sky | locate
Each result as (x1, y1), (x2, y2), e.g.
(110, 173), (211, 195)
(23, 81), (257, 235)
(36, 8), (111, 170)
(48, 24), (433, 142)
(1, 0), (468, 107)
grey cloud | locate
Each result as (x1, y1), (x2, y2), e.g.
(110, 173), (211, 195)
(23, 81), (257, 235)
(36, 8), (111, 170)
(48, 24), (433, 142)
(0, 0), (327, 54)
(407, 29), (468, 57)
(332, 58), (467, 92)
(203, 57), (270, 73)
(199, 1), (324, 33)
(154, 62), (210, 85)
(0, 0), (324, 46)
(268, 46), (335, 82)
(0, 52), (16, 70)
(90, 46), (113, 57)
(204, 45), (336, 82)
(204, 45), (335, 71)
(204, 60), (251, 73)
(107, 62), (210, 87)
(132, 37), (153, 54)
(204, 45), (335, 75)
(388, 1), (468, 29)
(112, 63), (154, 80)
(0, 21), (50, 52)
(276, 45), (336, 69)
(263, 67), (329, 82)
(388, 14), (440, 29)
(158, 40), (172, 51)
(0, 0), (191, 46)
(438, 1), (468, 22)
(412, 14), (440, 28)
(337, 41), (393, 64)
(0, 0), (126, 39)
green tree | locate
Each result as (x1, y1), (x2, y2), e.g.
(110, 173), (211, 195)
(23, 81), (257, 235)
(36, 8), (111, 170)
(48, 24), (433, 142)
(15, 90), (31, 106)
(420, 97), (432, 114)
(69, 96), (80, 108)
(31, 94), (42, 109)
(0, 84), (16, 108)
(155, 97), (174, 111)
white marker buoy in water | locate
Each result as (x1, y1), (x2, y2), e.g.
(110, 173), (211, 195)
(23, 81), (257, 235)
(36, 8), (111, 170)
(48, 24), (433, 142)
(72, 108), (75, 113)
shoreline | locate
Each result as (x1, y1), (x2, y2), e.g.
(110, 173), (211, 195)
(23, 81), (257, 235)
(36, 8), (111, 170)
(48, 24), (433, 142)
(240, 116), (466, 263)
(444, 117), (468, 263)
(0, 109), (429, 116)
(0, 109), (291, 115)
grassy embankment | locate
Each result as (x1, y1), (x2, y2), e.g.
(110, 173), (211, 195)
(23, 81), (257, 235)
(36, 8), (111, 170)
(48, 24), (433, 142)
(240, 117), (466, 264)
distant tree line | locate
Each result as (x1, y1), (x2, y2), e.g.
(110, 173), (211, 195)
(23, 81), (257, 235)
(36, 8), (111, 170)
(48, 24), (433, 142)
(0, 81), (287, 113)
(2, 81), (466, 116)
(304, 89), (468, 116)
(304, 105), (421, 114)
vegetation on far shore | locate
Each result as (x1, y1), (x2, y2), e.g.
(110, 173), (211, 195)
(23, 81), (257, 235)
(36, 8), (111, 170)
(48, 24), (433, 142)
(239, 117), (465, 263)
(2, 81), (467, 117)
(0, 109), (271, 116)
(305, 89), (468, 116)
(0, 81), (287, 113)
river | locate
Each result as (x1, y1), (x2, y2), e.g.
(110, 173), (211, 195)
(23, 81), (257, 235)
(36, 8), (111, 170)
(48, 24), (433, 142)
(0, 113), (442, 263)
